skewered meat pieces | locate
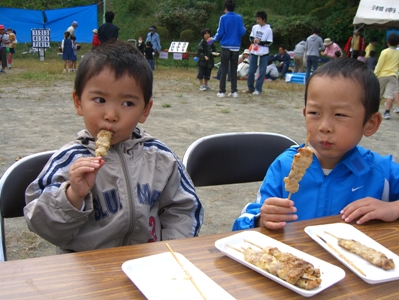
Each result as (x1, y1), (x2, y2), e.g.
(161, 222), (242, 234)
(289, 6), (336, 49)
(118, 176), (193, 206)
(242, 246), (322, 290)
(284, 146), (313, 194)
(337, 238), (395, 271)
(95, 130), (113, 157)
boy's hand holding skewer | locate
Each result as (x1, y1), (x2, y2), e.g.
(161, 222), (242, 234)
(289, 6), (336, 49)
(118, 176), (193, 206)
(66, 130), (112, 209)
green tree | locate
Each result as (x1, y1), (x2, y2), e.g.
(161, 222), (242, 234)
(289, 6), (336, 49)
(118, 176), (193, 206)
(0, 0), (93, 9)
(154, 0), (216, 39)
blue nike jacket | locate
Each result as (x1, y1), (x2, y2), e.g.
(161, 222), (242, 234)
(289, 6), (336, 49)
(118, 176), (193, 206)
(233, 144), (399, 230)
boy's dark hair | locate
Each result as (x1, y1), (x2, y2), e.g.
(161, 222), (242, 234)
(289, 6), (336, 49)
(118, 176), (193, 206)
(279, 45), (286, 51)
(334, 50), (341, 58)
(201, 28), (211, 38)
(74, 40), (153, 106)
(224, 0), (236, 12)
(146, 41), (152, 47)
(312, 27), (319, 35)
(105, 11), (115, 23)
(369, 50), (376, 57)
(255, 10), (267, 21)
(64, 31), (71, 38)
(268, 57), (274, 65)
(305, 58), (380, 125)
(387, 33), (399, 47)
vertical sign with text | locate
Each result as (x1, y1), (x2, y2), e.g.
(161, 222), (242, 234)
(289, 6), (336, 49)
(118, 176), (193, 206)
(31, 29), (51, 48)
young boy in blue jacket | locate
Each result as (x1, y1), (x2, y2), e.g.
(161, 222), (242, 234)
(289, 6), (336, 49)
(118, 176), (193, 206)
(233, 58), (399, 231)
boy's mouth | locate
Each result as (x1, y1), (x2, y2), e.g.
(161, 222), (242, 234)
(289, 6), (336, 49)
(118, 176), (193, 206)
(320, 141), (333, 148)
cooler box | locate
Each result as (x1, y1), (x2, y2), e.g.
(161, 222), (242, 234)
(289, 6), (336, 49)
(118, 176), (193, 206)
(285, 72), (306, 85)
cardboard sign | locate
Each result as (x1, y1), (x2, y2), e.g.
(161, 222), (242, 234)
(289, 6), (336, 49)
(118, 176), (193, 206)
(173, 53), (183, 60)
(159, 51), (168, 59)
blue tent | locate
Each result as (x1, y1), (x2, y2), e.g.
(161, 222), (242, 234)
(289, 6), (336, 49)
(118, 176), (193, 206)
(0, 8), (43, 43)
(45, 5), (98, 43)
(0, 5), (98, 43)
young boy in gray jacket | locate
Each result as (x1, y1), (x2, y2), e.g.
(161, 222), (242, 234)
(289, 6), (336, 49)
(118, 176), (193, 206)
(24, 41), (203, 253)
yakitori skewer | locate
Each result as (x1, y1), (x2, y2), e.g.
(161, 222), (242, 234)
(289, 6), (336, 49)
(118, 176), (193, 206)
(226, 239), (322, 290)
(284, 132), (313, 200)
(317, 234), (366, 276)
(95, 129), (113, 157)
(325, 231), (395, 271)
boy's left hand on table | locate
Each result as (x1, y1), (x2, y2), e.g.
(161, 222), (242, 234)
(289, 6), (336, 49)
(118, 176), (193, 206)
(341, 197), (399, 224)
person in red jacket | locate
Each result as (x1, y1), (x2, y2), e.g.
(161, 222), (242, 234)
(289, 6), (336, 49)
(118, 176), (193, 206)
(344, 30), (365, 59)
(92, 29), (101, 49)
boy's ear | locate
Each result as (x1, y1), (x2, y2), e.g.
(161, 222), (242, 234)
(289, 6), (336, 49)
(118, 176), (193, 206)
(139, 100), (153, 123)
(363, 112), (382, 137)
(72, 91), (83, 116)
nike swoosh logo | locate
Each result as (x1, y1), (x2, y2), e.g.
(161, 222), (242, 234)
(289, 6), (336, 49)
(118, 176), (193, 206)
(352, 186), (364, 192)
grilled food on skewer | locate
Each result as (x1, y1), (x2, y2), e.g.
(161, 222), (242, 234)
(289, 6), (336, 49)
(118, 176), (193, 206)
(95, 130), (113, 157)
(325, 232), (395, 271)
(229, 241), (322, 290)
(283, 132), (313, 198)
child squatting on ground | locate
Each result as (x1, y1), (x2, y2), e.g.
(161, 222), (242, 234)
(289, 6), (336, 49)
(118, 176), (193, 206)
(197, 28), (216, 91)
(24, 41), (204, 253)
(233, 58), (399, 231)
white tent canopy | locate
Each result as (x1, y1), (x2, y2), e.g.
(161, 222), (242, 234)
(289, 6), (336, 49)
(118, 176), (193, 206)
(353, 0), (399, 28)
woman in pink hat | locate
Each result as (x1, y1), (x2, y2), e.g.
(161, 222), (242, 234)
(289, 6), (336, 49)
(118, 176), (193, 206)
(321, 38), (342, 59)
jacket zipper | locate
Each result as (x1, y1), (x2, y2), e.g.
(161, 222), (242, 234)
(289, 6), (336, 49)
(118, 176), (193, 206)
(116, 147), (136, 246)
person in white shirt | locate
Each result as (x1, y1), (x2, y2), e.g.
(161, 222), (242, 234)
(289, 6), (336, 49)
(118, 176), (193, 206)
(244, 10), (273, 95)
(66, 21), (78, 38)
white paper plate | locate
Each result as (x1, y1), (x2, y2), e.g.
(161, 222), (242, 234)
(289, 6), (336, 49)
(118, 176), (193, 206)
(212, 52), (220, 56)
(215, 231), (345, 297)
(122, 252), (235, 299)
(305, 223), (399, 284)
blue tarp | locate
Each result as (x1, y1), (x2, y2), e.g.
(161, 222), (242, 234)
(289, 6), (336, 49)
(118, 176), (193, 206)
(45, 5), (98, 43)
(0, 5), (98, 43)
(0, 8), (43, 43)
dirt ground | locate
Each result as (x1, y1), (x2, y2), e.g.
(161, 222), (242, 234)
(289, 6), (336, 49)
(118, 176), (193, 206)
(1, 68), (399, 261)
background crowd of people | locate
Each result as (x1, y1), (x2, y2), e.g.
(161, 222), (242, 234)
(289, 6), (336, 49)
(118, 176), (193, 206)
(1, 2), (398, 108)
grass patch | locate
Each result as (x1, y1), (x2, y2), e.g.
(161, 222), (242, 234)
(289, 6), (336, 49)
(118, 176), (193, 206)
(162, 103), (172, 108)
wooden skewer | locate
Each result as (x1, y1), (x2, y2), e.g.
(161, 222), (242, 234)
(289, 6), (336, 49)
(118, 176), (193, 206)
(305, 132), (311, 147)
(324, 231), (339, 239)
(244, 239), (262, 249)
(316, 235), (366, 277)
(226, 244), (244, 253)
(287, 132), (311, 201)
(165, 243), (207, 300)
